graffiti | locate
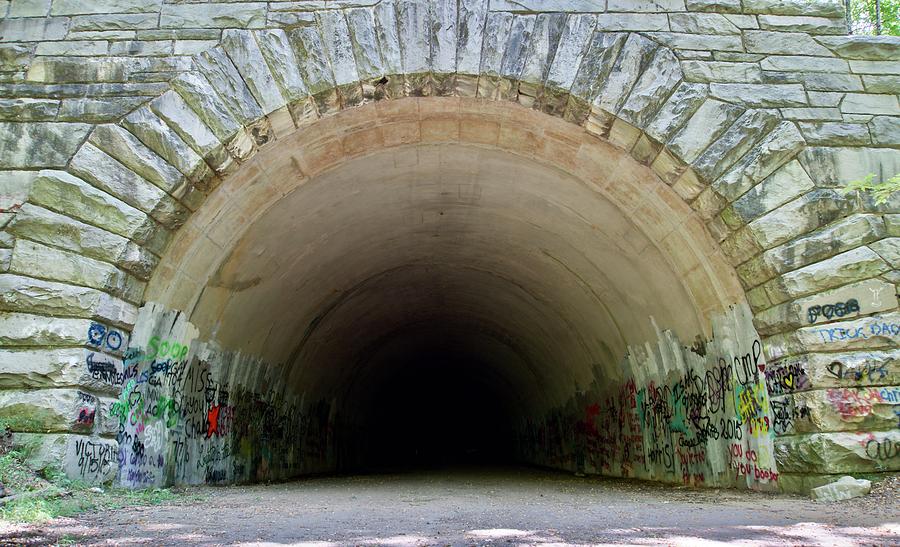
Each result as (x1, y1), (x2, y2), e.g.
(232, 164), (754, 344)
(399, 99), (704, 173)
(765, 362), (809, 396)
(771, 397), (810, 435)
(86, 322), (125, 352)
(806, 299), (860, 324)
(73, 439), (117, 479)
(860, 434), (900, 460)
(816, 321), (900, 343)
(519, 322), (779, 491)
(826, 361), (889, 382)
(826, 388), (886, 420)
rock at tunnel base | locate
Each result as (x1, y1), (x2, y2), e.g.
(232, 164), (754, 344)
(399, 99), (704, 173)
(811, 475), (872, 501)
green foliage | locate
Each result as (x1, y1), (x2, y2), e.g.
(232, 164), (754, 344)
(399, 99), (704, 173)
(0, 449), (185, 524)
(850, 0), (900, 36)
(839, 173), (900, 205)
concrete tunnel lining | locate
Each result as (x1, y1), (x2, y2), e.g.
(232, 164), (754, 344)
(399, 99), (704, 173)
(136, 97), (749, 470)
(110, 96), (780, 485)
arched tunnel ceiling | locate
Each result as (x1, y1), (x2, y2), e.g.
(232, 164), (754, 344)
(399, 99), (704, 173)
(186, 143), (705, 416)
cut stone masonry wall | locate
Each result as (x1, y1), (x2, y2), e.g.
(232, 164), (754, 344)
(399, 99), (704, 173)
(0, 0), (897, 492)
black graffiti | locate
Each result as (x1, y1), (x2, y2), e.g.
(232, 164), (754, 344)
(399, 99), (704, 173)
(74, 439), (117, 478)
(807, 299), (860, 324)
(86, 352), (125, 385)
(866, 438), (900, 460)
(771, 398), (810, 435)
(826, 361), (889, 382)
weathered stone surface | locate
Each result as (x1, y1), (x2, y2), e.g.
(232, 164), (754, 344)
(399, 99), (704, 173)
(777, 430), (899, 473)
(170, 72), (242, 143)
(870, 237), (900, 268)
(373, 0), (403, 76)
(749, 215), (883, 284)
(221, 30), (287, 115)
(768, 246), (891, 302)
(345, 8), (384, 81)
(682, 61), (762, 83)
(316, 10), (360, 87)
(500, 14), (536, 80)
(569, 32), (626, 102)
(668, 99), (742, 164)
(0, 312), (90, 347)
(196, 47), (264, 125)
(799, 122), (871, 146)
(56, 96), (148, 123)
(0, 389), (85, 432)
(150, 91), (232, 174)
(397, 0), (431, 74)
(811, 476), (871, 501)
(10, 239), (143, 303)
(160, 3), (265, 29)
(430, 0), (458, 75)
(758, 15), (845, 35)
(0, 97), (59, 120)
(457, 0), (488, 76)
(519, 13), (566, 97)
(618, 47), (681, 129)
(799, 147), (900, 188)
(713, 121), (805, 202)
(747, 189), (853, 250)
(68, 141), (189, 230)
(669, 13), (739, 35)
(693, 109), (780, 183)
(121, 107), (213, 186)
(841, 93), (900, 115)
(869, 117), (900, 147)
(761, 55), (849, 74)
(0, 274), (137, 327)
(0, 348), (88, 389)
(816, 36), (900, 61)
(710, 83), (807, 108)
(254, 29), (309, 104)
(742, 0), (844, 17)
(745, 31), (834, 56)
(89, 124), (188, 198)
(0, 122), (91, 168)
(644, 32), (743, 53)
(731, 160), (815, 224)
(5, 204), (158, 280)
(288, 26), (336, 95)
(545, 13), (595, 92)
(685, 0), (741, 11)
(26, 170), (158, 247)
(643, 82), (706, 144)
(0, 17), (69, 42)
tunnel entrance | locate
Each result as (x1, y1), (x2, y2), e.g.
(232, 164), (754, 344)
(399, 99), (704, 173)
(111, 98), (777, 492)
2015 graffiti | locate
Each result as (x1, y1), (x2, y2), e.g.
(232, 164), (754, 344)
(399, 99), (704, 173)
(806, 299), (860, 324)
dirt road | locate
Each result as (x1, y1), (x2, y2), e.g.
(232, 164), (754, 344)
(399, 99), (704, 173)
(2, 466), (897, 546)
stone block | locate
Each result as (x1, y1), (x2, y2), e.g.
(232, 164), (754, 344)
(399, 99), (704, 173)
(799, 122), (871, 146)
(816, 36), (900, 60)
(160, 3), (266, 29)
(0, 122), (90, 168)
(811, 476), (871, 501)
(776, 430), (899, 474)
(0, 389), (85, 432)
(757, 15), (845, 34)
(0, 312), (90, 347)
(0, 97), (59, 120)
(870, 116), (900, 146)
(841, 94), (900, 115)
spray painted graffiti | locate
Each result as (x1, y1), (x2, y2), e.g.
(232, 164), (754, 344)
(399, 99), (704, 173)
(764, 362), (810, 396)
(518, 307), (780, 491)
(806, 299), (860, 324)
(109, 303), (339, 488)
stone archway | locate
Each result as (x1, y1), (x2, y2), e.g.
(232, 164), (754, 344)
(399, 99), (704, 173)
(0, 1), (897, 495)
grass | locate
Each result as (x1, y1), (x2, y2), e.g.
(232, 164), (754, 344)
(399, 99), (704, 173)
(0, 449), (195, 524)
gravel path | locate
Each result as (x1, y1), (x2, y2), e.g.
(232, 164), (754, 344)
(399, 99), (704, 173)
(2, 466), (897, 546)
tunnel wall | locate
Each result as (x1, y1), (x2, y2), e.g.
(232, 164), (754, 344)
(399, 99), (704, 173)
(0, 0), (898, 493)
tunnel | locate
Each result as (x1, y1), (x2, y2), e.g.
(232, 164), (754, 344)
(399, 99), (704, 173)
(105, 97), (779, 490)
